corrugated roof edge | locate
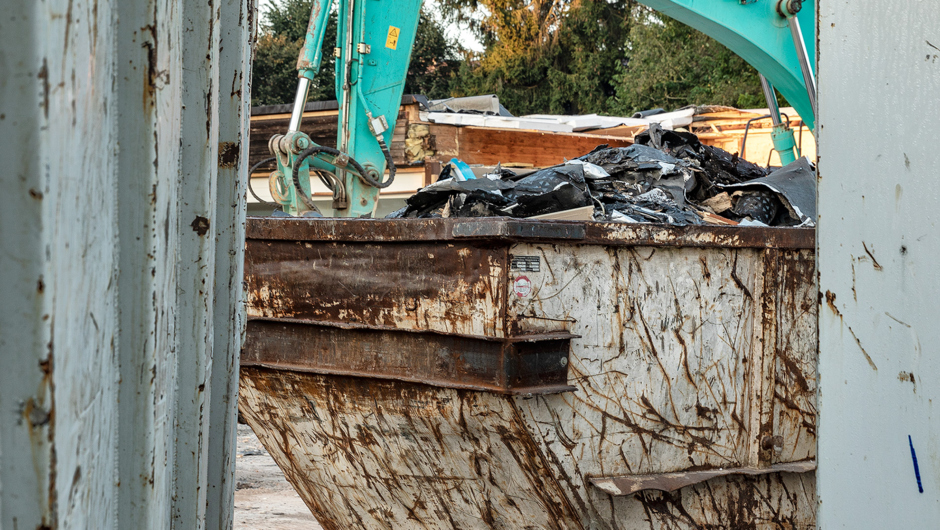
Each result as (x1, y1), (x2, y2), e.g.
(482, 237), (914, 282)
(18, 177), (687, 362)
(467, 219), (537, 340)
(251, 95), (419, 116)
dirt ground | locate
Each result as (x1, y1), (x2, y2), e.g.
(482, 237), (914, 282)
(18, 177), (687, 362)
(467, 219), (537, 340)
(234, 424), (323, 529)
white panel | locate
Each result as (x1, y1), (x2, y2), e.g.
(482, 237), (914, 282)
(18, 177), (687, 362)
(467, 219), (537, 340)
(205, 0), (256, 527)
(817, 1), (940, 527)
(424, 107), (696, 133)
(0, 0), (248, 526)
(0, 2), (61, 527)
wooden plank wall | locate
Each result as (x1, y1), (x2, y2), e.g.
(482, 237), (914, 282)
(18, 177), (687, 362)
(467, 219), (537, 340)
(248, 104), (816, 183)
(249, 107), (417, 173)
(249, 103), (633, 176)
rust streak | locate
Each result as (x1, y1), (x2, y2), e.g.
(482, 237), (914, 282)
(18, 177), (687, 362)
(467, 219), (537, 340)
(824, 291), (877, 371)
(862, 241), (883, 271)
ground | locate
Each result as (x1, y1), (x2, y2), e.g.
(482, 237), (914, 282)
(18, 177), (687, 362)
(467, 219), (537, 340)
(235, 424), (323, 529)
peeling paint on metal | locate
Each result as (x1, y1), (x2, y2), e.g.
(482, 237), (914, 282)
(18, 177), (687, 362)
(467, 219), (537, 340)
(0, 0), (250, 528)
(241, 218), (817, 528)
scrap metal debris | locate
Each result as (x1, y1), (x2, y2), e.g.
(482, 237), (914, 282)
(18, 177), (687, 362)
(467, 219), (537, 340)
(389, 123), (816, 227)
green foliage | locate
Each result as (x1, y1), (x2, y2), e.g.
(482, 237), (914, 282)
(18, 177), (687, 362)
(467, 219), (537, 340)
(404, 10), (463, 100)
(251, 0), (461, 106)
(444, 0), (634, 116)
(438, 1), (767, 116)
(252, 34), (320, 106)
(251, 1), (336, 106)
(547, 1), (633, 114)
(610, 8), (765, 115)
(253, 0), (770, 114)
(264, 0), (317, 41)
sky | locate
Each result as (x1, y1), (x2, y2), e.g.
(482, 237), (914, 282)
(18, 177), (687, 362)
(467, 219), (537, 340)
(257, 0), (484, 52)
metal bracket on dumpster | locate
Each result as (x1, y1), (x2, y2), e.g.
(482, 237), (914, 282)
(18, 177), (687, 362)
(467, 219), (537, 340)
(589, 461), (816, 496)
(242, 318), (578, 395)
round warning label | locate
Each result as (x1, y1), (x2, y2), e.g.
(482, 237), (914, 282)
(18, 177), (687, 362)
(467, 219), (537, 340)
(513, 275), (532, 297)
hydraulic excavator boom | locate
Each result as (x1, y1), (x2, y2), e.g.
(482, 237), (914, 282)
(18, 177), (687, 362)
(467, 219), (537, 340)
(636, 0), (817, 164)
(266, 0), (817, 216)
(267, 0), (423, 217)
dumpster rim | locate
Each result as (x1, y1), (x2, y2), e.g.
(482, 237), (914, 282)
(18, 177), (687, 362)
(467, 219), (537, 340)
(246, 217), (814, 249)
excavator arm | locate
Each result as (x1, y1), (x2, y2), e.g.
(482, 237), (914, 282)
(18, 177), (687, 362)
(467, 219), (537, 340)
(265, 0), (817, 217)
(268, 0), (423, 217)
(637, 0), (816, 132)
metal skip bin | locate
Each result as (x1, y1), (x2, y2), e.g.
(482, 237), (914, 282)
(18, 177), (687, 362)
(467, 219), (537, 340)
(239, 217), (817, 529)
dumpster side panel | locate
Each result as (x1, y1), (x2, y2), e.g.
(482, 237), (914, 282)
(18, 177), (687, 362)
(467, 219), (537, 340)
(239, 221), (817, 529)
(766, 249), (817, 464)
(507, 243), (816, 526)
(239, 367), (583, 529)
(245, 240), (506, 337)
(509, 244), (758, 478)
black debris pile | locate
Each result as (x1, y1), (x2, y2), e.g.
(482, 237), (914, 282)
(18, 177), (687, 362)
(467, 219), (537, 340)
(388, 123), (816, 227)
(721, 157), (817, 225)
(390, 177), (515, 219)
(387, 163), (595, 220)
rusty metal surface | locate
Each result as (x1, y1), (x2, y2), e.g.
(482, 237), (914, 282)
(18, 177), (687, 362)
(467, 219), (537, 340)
(590, 461), (816, 496)
(510, 244), (760, 474)
(241, 367), (816, 529)
(245, 239), (506, 337)
(242, 320), (576, 394)
(240, 218), (818, 528)
(2, 0), (250, 528)
(246, 217), (815, 249)
(609, 471), (815, 529)
(504, 243), (817, 525)
(451, 220), (586, 241)
(239, 368), (585, 529)
(764, 249), (818, 464)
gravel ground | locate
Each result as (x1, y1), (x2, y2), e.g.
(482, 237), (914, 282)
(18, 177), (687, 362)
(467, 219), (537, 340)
(234, 424), (322, 529)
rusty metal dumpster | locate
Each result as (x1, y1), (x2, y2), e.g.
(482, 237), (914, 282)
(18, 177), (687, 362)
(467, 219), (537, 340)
(239, 217), (816, 529)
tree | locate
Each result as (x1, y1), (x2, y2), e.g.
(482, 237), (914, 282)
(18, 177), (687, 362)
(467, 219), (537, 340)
(251, 1), (462, 106)
(609, 7), (766, 115)
(442, 0), (635, 116)
(438, 1), (768, 116)
(251, 2), (337, 106)
(404, 9), (463, 99)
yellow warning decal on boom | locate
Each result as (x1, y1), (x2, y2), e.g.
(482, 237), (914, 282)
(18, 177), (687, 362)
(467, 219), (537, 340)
(386, 26), (400, 50)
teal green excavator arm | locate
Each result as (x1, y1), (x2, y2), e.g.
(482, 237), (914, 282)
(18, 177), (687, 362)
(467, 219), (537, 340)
(635, 0), (815, 128)
(637, 0), (816, 163)
(267, 0), (816, 216)
(267, 0), (423, 217)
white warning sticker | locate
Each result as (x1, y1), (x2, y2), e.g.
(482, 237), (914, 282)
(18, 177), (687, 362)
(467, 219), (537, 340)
(513, 275), (532, 298)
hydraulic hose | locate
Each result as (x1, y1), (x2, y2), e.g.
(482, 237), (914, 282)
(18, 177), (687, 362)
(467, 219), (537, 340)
(247, 157), (280, 209)
(314, 169), (335, 191)
(375, 136), (396, 189)
(293, 144), (393, 191)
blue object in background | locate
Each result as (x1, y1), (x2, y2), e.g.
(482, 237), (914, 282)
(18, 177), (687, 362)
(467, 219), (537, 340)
(449, 158), (477, 181)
